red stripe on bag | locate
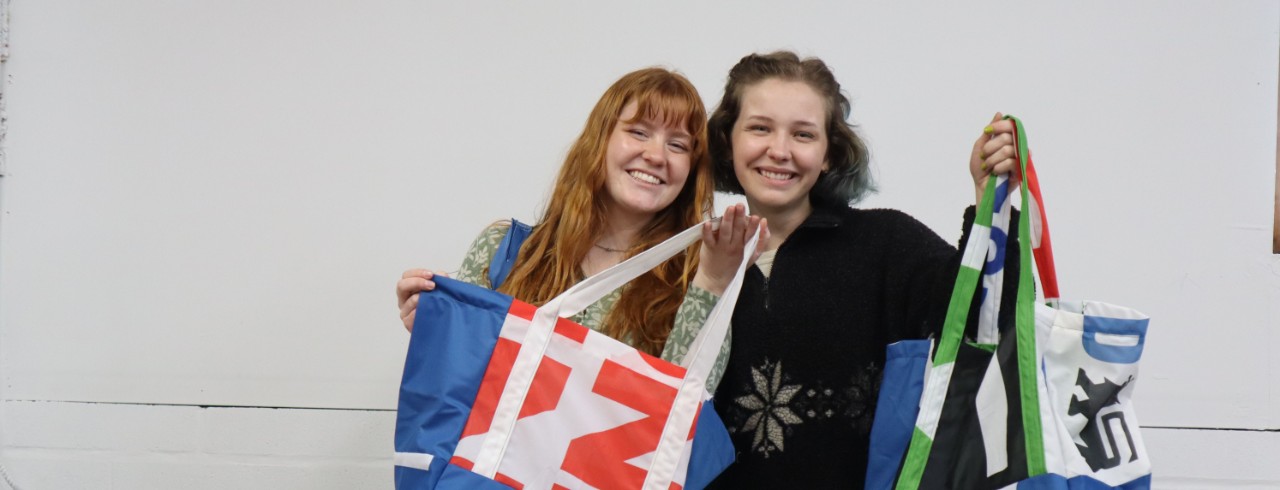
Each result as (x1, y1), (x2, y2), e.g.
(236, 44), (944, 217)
(449, 456), (473, 470)
(1024, 155), (1060, 302)
(688, 403), (701, 440)
(517, 355), (572, 419)
(641, 350), (687, 379)
(554, 317), (589, 344)
(494, 471), (525, 489)
(561, 359), (680, 489)
(508, 300), (537, 321)
(460, 337), (574, 437)
(460, 338), (520, 438)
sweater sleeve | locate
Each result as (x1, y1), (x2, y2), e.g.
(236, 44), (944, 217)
(660, 285), (730, 393)
(454, 220), (511, 289)
(879, 209), (964, 343)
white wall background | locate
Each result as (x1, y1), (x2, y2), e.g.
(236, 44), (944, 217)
(1, 1), (1277, 488)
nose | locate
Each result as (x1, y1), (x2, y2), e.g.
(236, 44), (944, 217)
(642, 139), (667, 165)
(766, 134), (791, 162)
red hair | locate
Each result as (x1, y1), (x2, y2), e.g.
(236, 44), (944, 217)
(497, 68), (713, 355)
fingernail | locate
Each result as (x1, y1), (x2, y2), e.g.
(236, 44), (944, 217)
(979, 151), (986, 159)
(981, 162), (988, 171)
(983, 125), (994, 135)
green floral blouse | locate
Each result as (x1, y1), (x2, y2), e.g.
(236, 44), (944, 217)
(455, 220), (731, 392)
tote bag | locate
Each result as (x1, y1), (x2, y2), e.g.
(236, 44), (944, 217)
(868, 117), (1152, 489)
(395, 221), (756, 490)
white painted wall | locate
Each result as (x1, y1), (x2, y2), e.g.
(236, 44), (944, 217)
(1, 1), (1276, 488)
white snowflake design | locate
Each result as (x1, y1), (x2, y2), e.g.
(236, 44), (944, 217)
(733, 359), (804, 457)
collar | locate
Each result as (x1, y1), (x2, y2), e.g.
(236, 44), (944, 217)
(797, 200), (844, 230)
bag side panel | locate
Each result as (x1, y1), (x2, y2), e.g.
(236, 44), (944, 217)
(395, 277), (514, 487)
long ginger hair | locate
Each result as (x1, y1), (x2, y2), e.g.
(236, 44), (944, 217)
(497, 68), (713, 356)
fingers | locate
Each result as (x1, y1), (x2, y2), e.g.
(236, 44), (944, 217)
(401, 268), (430, 279)
(400, 293), (419, 332)
(750, 218), (771, 264)
(707, 204), (754, 247)
(396, 268), (448, 314)
(972, 112), (1021, 204)
(396, 275), (434, 304)
(726, 204), (759, 249)
(720, 204), (742, 244)
(978, 116), (1019, 176)
(983, 112), (1015, 136)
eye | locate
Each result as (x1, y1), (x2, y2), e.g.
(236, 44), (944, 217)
(795, 131), (817, 141)
(746, 124), (769, 134)
(628, 128), (649, 139)
(668, 140), (690, 153)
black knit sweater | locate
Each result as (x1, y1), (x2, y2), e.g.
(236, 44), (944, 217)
(707, 202), (1017, 489)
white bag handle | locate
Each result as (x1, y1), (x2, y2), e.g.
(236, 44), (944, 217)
(644, 226), (757, 490)
(469, 219), (759, 487)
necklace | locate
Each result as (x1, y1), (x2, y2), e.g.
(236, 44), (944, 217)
(594, 242), (628, 253)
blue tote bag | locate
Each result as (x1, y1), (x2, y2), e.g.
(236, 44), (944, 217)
(395, 222), (754, 489)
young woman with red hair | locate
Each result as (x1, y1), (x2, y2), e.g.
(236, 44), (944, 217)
(396, 67), (762, 391)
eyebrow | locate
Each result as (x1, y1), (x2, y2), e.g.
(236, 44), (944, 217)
(743, 114), (820, 128)
(630, 118), (692, 140)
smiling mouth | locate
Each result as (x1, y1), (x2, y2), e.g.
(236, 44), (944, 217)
(628, 170), (664, 185)
(758, 169), (796, 181)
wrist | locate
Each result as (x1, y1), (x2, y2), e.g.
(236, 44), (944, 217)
(692, 270), (729, 296)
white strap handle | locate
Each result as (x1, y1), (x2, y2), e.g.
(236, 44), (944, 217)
(644, 227), (758, 490)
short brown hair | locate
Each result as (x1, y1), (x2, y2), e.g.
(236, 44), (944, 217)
(708, 51), (875, 205)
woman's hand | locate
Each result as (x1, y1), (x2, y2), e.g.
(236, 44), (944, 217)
(692, 203), (768, 296)
(970, 112), (1023, 205)
(396, 268), (447, 332)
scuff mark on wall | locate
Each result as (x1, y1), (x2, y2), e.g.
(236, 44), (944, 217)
(0, 0), (8, 178)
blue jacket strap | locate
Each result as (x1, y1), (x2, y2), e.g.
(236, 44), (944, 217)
(488, 219), (532, 290)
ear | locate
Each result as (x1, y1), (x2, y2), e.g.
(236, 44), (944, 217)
(822, 160), (830, 173)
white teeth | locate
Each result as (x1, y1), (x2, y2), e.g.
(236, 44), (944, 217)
(628, 170), (661, 184)
(760, 169), (794, 181)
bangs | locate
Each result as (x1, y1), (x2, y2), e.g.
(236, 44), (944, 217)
(624, 86), (706, 138)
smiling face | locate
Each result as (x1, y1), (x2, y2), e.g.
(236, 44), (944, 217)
(602, 101), (694, 224)
(730, 78), (829, 219)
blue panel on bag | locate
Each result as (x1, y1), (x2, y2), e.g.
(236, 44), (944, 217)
(395, 454), (452, 489)
(1081, 315), (1148, 364)
(437, 463), (514, 489)
(685, 399), (735, 490)
(984, 179), (1011, 276)
(1017, 473), (1151, 490)
(395, 276), (513, 487)
(865, 339), (932, 490)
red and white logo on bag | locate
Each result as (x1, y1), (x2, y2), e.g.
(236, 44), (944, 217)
(450, 301), (700, 490)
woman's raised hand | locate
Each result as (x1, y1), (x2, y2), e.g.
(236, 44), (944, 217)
(396, 269), (447, 332)
(692, 203), (768, 296)
(970, 112), (1023, 205)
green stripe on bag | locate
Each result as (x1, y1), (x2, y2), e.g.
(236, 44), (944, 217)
(1007, 115), (1046, 476)
(895, 427), (933, 490)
